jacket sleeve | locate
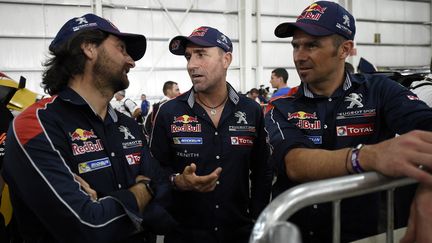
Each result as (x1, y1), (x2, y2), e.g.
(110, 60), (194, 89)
(264, 103), (315, 173)
(148, 104), (175, 176)
(2, 104), (142, 243)
(379, 78), (432, 132)
(138, 143), (178, 234)
(249, 106), (272, 219)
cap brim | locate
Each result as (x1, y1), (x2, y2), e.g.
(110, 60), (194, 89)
(111, 32), (147, 61)
(275, 22), (334, 38)
(169, 36), (216, 55)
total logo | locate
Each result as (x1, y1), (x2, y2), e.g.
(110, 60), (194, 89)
(288, 111), (317, 120)
(230, 136), (254, 146)
(69, 128), (97, 141)
(336, 124), (374, 137)
(173, 115), (199, 124)
(126, 152), (141, 165)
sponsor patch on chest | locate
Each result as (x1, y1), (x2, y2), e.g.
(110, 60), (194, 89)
(173, 137), (203, 145)
(230, 136), (254, 146)
(78, 157), (111, 174)
(336, 124), (374, 136)
(307, 135), (322, 144)
(126, 152), (141, 165)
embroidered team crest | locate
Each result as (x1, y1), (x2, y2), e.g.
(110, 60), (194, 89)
(345, 93), (364, 109)
(118, 125), (135, 140)
(235, 111), (248, 124)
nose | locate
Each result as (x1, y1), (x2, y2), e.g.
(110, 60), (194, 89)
(126, 55), (136, 68)
(187, 55), (199, 72)
(293, 47), (308, 63)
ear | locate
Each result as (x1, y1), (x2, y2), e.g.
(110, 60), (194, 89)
(223, 52), (232, 69)
(81, 42), (97, 60)
(339, 40), (354, 59)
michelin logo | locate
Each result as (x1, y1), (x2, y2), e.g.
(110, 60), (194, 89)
(78, 157), (111, 174)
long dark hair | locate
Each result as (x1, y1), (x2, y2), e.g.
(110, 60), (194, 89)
(42, 29), (109, 95)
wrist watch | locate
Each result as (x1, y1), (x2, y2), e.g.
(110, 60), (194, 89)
(169, 173), (180, 189)
(136, 179), (155, 198)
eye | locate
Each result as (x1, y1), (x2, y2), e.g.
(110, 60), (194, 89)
(118, 43), (127, 54)
(307, 41), (319, 49)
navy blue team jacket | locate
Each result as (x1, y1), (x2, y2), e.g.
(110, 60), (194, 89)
(150, 83), (272, 243)
(265, 73), (432, 242)
(2, 87), (175, 243)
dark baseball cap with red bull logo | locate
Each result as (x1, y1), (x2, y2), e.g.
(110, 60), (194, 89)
(49, 13), (147, 61)
(169, 26), (233, 55)
(274, 1), (355, 40)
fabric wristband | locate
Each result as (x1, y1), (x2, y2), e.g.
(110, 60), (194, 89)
(351, 144), (365, 173)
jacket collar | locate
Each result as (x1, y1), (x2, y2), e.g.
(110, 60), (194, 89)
(300, 72), (359, 98)
(179, 82), (240, 108)
(58, 87), (118, 122)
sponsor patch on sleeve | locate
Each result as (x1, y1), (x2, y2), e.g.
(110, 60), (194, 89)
(78, 157), (111, 174)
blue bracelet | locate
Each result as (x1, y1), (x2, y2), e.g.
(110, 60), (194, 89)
(351, 144), (365, 173)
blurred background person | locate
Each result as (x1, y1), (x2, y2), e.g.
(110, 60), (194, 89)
(269, 68), (290, 98)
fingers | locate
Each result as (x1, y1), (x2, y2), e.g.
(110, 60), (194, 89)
(411, 130), (432, 144)
(74, 174), (98, 201)
(181, 164), (222, 192)
(411, 184), (432, 243)
(399, 198), (417, 243)
(183, 163), (197, 176)
(373, 131), (432, 185)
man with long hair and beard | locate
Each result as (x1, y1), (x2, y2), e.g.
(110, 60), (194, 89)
(2, 14), (175, 243)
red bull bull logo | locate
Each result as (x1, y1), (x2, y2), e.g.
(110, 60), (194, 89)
(173, 115), (199, 124)
(305, 3), (327, 14)
(298, 3), (327, 21)
(69, 128), (97, 141)
(190, 27), (208, 37)
(287, 111), (318, 120)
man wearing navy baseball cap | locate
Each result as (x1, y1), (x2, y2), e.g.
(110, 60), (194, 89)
(264, 1), (432, 243)
(2, 13), (176, 242)
(150, 26), (271, 243)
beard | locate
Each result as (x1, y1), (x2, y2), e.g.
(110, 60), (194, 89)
(92, 47), (129, 94)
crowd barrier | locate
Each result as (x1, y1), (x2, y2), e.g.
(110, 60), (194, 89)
(249, 172), (417, 243)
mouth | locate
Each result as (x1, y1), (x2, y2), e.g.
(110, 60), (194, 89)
(123, 67), (130, 75)
(297, 66), (312, 75)
(191, 74), (204, 80)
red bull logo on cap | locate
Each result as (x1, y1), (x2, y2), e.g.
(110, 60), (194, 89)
(190, 27), (209, 37)
(298, 3), (327, 21)
(173, 115), (199, 124)
(69, 128), (98, 141)
(287, 111), (318, 120)
(305, 3), (327, 14)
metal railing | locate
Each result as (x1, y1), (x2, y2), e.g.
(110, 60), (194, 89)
(249, 172), (417, 243)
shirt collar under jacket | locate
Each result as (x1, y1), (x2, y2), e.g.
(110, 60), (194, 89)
(58, 87), (118, 122)
(302, 72), (353, 98)
(183, 82), (240, 108)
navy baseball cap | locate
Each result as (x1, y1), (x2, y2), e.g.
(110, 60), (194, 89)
(169, 26), (233, 55)
(49, 13), (146, 61)
(275, 1), (355, 40)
